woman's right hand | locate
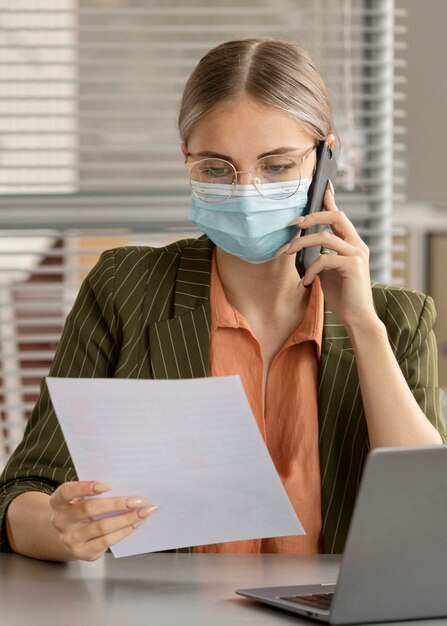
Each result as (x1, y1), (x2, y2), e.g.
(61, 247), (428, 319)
(49, 480), (158, 561)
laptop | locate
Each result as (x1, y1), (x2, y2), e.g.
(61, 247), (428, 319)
(236, 445), (447, 624)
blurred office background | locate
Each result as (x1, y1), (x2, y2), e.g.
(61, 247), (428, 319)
(0, 0), (446, 471)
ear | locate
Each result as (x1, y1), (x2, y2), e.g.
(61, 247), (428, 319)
(326, 133), (336, 150)
(181, 143), (189, 162)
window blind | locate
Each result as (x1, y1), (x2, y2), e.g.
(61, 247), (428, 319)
(0, 0), (406, 470)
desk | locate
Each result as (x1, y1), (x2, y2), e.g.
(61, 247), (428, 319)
(0, 553), (445, 625)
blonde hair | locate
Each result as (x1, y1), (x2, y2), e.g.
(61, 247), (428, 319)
(178, 38), (334, 144)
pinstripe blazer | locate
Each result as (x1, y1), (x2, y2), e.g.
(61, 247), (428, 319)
(1, 235), (445, 554)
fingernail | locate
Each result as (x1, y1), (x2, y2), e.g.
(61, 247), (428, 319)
(126, 497), (149, 509)
(92, 482), (112, 494)
(132, 520), (143, 530)
(289, 217), (305, 227)
(303, 280), (312, 289)
(138, 505), (159, 519)
(275, 243), (292, 257)
(286, 240), (302, 254)
(328, 180), (335, 195)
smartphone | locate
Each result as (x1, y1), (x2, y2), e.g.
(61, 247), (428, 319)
(295, 140), (338, 278)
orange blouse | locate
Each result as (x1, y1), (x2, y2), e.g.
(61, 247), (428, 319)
(194, 251), (324, 554)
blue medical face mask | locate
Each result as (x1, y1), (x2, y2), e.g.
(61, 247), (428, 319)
(189, 178), (311, 263)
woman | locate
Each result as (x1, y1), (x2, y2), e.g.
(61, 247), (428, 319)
(0, 39), (445, 562)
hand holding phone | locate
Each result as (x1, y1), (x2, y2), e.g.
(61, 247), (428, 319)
(295, 141), (338, 278)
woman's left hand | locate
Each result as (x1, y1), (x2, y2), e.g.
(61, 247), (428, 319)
(285, 188), (378, 331)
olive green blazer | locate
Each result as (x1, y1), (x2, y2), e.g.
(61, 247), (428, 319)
(1, 236), (445, 554)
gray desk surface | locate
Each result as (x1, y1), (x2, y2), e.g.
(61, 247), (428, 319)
(1, 553), (446, 626)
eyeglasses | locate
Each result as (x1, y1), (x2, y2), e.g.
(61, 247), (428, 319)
(186, 145), (316, 204)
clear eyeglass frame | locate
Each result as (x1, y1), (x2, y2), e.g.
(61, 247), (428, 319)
(186, 144), (316, 204)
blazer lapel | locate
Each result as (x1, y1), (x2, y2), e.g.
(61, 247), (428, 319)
(318, 305), (369, 553)
(149, 237), (214, 379)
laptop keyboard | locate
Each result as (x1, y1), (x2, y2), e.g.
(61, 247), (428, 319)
(280, 592), (334, 611)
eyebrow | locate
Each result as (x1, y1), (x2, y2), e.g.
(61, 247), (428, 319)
(194, 146), (302, 161)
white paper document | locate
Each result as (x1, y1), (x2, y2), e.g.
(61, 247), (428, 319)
(47, 376), (304, 557)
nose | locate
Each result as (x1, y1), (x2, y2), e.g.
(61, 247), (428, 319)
(236, 170), (253, 185)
